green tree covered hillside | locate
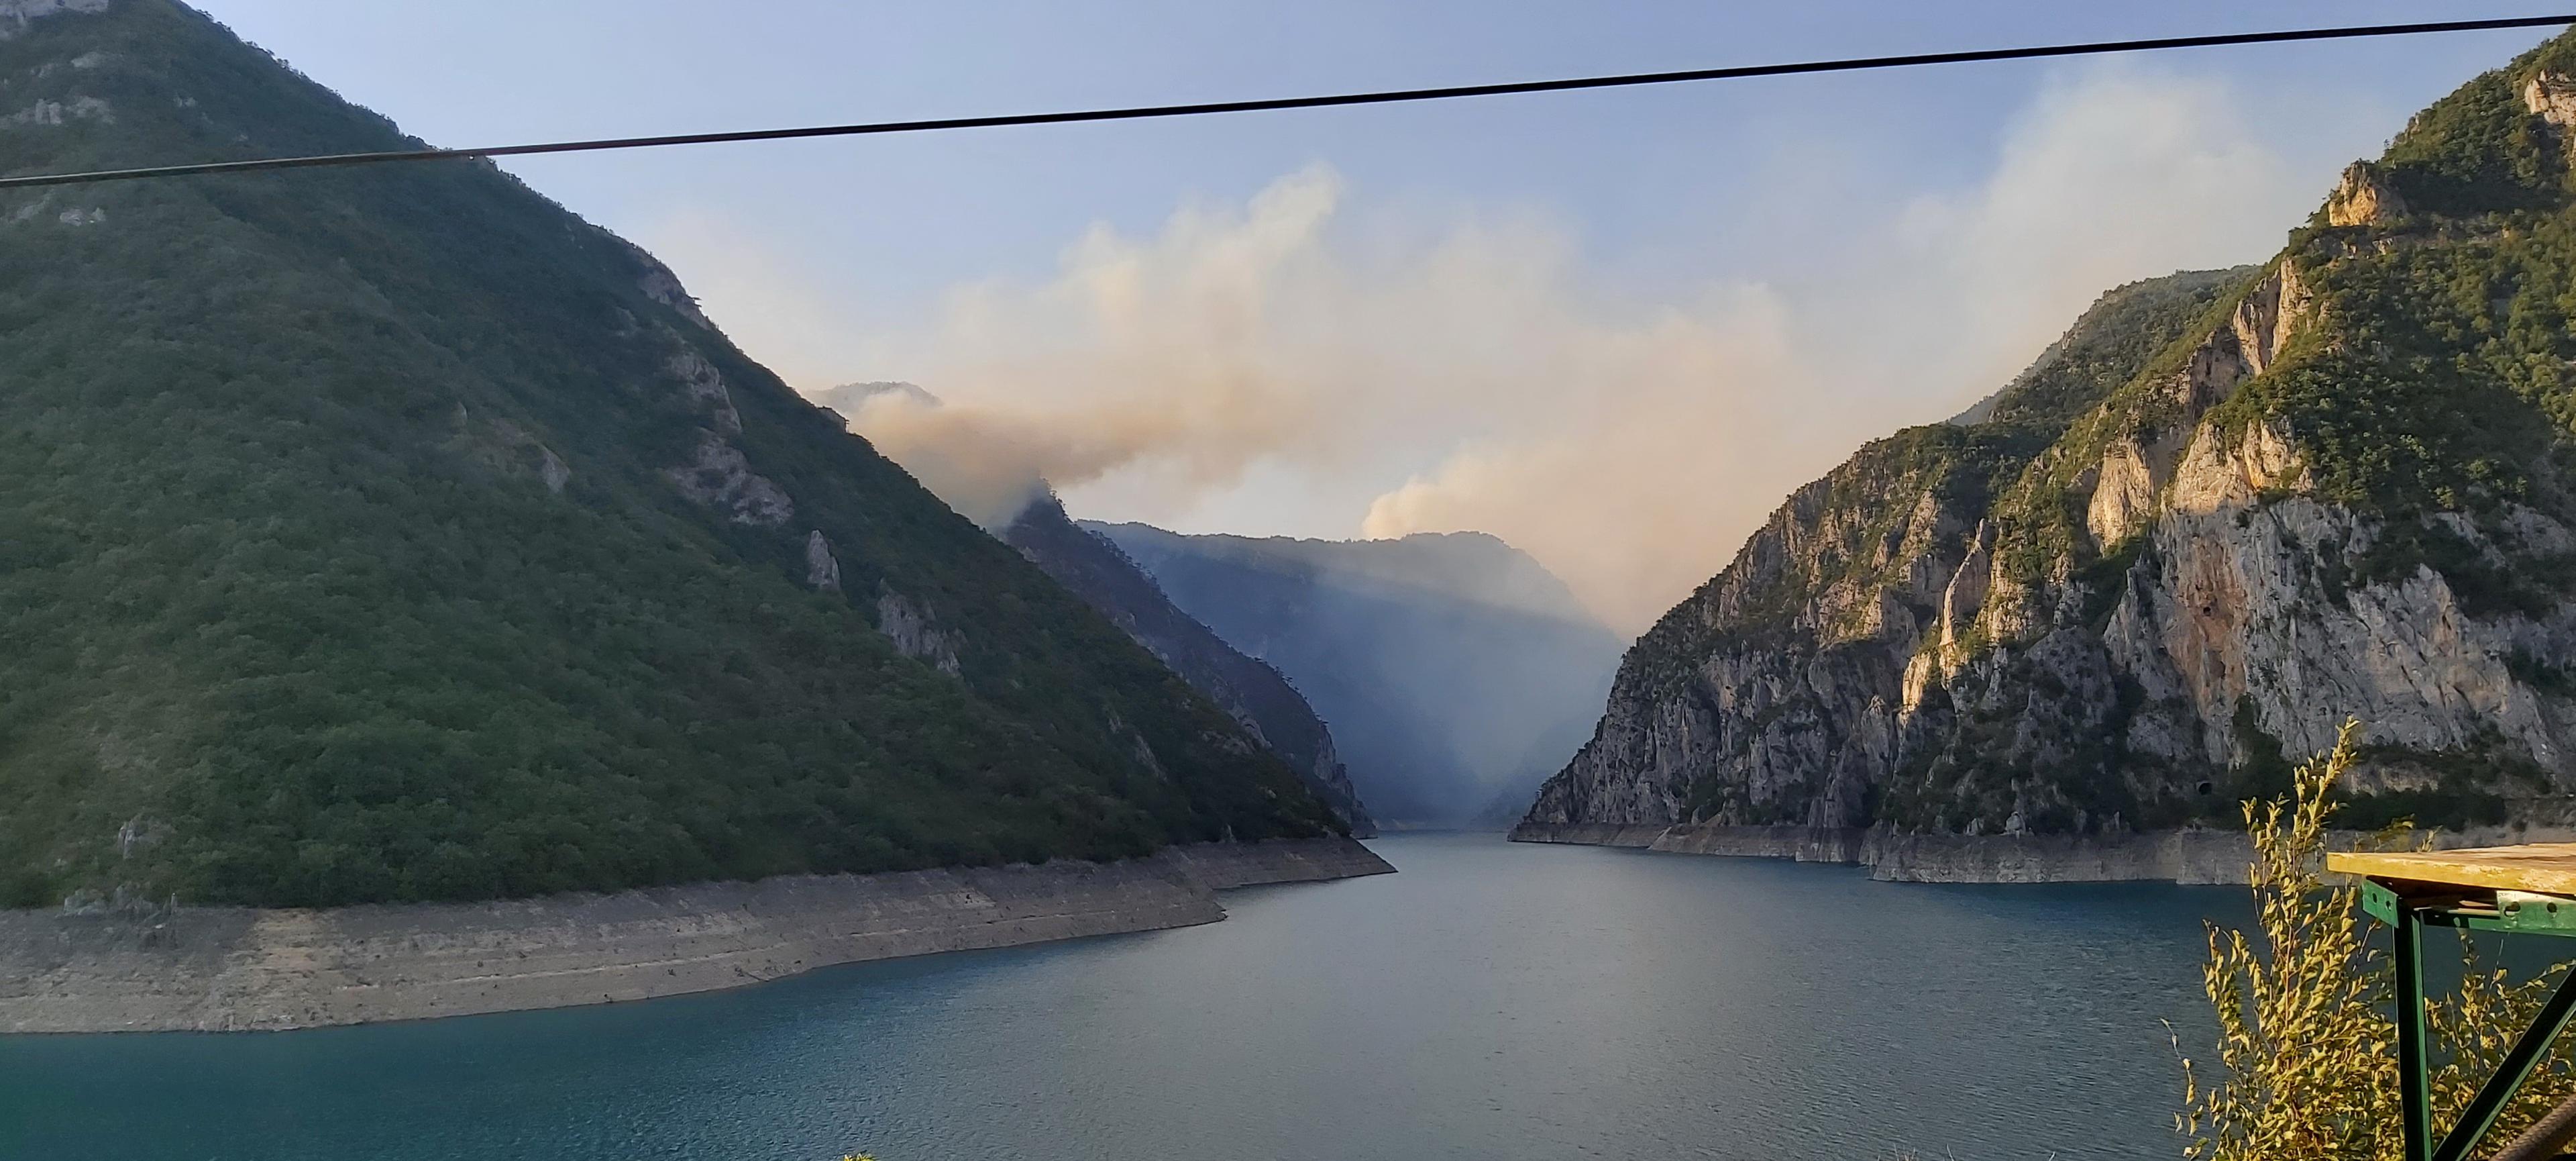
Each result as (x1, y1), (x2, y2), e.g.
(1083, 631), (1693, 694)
(0, 0), (1339, 909)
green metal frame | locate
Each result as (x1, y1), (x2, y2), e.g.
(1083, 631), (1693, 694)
(2360, 879), (2576, 1161)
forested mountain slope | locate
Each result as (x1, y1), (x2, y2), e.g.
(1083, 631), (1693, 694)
(0, 0), (1339, 909)
(1525, 28), (2576, 841)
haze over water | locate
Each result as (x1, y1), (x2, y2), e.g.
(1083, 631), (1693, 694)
(5, 835), (2239, 1161)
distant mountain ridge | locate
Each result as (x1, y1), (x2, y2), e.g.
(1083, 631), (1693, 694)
(814, 381), (939, 418)
(1943, 268), (2251, 427)
(1123, 528), (1605, 623)
(1003, 497), (1375, 835)
(0, 0), (1341, 909)
(1092, 522), (1621, 827)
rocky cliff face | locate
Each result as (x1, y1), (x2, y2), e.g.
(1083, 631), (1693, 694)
(1527, 39), (2576, 843)
(1004, 497), (1375, 834)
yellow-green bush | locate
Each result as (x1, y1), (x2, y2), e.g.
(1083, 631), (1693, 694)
(2176, 720), (2576, 1158)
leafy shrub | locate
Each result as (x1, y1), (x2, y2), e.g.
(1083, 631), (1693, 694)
(2176, 721), (2576, 1159)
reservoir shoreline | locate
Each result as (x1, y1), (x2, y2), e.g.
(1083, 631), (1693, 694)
(1507, 821), (2576, 884)
(8, 834), (2235, 1160)
(0, 837), (1391, 1035)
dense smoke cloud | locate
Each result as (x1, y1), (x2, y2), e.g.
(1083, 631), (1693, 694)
(712, 68), (2355, 632)
(835, 358), (1307, 529)
(828, 168), (1354, 524)
(1356, 69), (2326, 628)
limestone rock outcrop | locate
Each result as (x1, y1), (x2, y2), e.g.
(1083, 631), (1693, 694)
(2528, 70), (2576, 128)
(875, 589), (963, 676)
(805, 529), (841, 591)
(2327, 162), (2407, 227)
(666, 430), (794, 526)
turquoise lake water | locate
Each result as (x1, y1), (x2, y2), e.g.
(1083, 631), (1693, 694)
(3, 833), (2247, 1160)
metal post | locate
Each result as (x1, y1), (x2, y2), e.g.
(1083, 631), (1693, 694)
(2398, 903), (2433, 1161)
(2436, 970), (2576, 1161)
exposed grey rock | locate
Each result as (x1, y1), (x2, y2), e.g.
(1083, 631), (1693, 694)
(2104, 497), (2565, 771)
(5, 94), (108, 128)
(0, 0), (109, 40)
(2229, 258), (2307, 376)
(600, 232), (714, 330)
(665, 430), (792, 527)
(804, 529), (841, 592)
(113, 813), (158, 858)
(449, 406), (574, 497)
(665, 349), (741, 433)
(1122, 719), (1171, 780)
(875, 589), (962, 676)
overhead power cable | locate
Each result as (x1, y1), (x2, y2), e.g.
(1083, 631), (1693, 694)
(3, 13), (2573, 190)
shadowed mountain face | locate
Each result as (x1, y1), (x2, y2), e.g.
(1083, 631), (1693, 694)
(1525, 28), (2576, 841)
(0, 0), (1339, 909)
(1090, 524), (1622, 827)
(1002, 497), (1375, 835)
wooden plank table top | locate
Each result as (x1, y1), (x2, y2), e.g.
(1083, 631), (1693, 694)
(2328, 844), (2576, 897)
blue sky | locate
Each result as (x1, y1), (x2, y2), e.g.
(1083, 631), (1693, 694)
(188, 1), (2576, 627)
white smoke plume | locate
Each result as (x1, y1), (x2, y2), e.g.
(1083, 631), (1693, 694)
(741, 66), (2361, 632)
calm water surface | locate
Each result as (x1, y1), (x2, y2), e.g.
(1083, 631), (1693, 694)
(4, 834), (2245, 1160)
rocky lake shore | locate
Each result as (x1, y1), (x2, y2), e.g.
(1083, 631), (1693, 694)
(1508, 822), (2576, 884)
(0, 838), (1392, 1034)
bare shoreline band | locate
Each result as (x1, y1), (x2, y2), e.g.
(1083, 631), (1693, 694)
(0, 837), (1394, 1035)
